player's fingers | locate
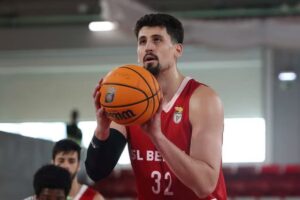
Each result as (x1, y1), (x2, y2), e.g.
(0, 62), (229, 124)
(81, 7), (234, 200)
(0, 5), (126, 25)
(99, 107), (106, 117)
(93, 83), (101, 98)
(95, 107), (102, 117)
(99, 78), (103, 85)
(93, 78), (103, 98)
(94, 90), (101, 110)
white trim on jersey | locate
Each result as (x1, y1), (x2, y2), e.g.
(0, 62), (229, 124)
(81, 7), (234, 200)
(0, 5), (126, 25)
(162, 76), (192, 113)
(73, 184), (88, 200)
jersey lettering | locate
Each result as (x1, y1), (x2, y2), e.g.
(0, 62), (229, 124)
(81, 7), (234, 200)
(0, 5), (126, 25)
(131, 149), (165, 162)
(131, 149), (144, 161)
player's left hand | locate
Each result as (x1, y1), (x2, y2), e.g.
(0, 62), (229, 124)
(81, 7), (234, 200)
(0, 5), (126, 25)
(141, 100), (163, 139)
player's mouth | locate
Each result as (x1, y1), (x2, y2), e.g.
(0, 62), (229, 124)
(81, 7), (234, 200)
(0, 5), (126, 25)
(143, 54), (158, 64)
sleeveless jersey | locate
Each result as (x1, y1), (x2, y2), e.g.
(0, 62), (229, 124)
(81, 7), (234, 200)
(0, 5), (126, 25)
(127, 77), (227, 200)
(73, 184), (97, 200)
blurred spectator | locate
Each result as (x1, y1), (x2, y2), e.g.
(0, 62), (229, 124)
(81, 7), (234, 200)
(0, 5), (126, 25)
(24, 164), (71, 200)
(66, 109), (82, 145)
(52, 139), (105, 200)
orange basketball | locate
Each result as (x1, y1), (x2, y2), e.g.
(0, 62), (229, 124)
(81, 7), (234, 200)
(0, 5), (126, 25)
(99, 64), (162, 125)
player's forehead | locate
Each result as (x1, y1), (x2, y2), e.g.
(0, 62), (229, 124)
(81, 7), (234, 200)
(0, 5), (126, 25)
(138, 26), (169, 39)
(54, 151), (78, 159)
(39, 188), (65, 199)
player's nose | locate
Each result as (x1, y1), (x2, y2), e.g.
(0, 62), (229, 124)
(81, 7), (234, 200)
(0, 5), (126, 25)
(60, 162), (71, 170)
(145, 41), (155, 51)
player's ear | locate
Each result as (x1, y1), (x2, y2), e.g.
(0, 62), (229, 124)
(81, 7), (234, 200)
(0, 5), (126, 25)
(175, 43), (183, 58)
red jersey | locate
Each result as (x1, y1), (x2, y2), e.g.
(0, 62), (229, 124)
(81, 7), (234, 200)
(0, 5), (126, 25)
(74, 185), (97, 200)
(127, 77), (227, 200)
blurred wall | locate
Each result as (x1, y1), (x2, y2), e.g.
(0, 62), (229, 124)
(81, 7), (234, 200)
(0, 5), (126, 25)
(0, 132), (53, 199)
(0, 47), (263, 122)
(272, 49), (300, 163)
(0, 131), (89, 199)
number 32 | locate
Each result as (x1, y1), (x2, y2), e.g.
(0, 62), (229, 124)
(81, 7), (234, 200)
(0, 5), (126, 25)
(151, 171), (174, 196)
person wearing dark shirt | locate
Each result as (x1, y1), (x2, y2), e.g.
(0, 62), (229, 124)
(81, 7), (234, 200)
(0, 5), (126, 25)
(66, 109), (82, 145)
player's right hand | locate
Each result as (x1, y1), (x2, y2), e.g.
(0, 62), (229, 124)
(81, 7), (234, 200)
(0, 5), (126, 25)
(93, 79), (112, 140)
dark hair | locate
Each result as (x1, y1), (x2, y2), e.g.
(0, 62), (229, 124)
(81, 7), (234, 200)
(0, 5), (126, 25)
(134, 13), (184, 44)
(33, 164), (71, 197)
(71, 109), (79, 121)
(52, 139), (81, 161)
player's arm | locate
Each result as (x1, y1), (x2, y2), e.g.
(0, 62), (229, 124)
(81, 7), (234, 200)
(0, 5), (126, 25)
(85, 122), (127, 182)
(85, 81), (127, 182)
(147, 86), (223, 198)
(93, 192), (106, 200)
(187, 86), (223, 196)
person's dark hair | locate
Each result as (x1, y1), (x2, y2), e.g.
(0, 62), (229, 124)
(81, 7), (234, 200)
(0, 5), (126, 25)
(134, 13), (184, 44)
(71, 109), (79, 123)
(52, 139), (81, 161)
(33, 164), (71, 197)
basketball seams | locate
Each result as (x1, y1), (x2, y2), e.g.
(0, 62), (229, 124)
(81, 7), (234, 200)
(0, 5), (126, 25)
(101, 65), (160, 125)
(121, 66), (155, 96)
(101, 82), (148, 108)
(102, 93), (158, 108)
(102, 82), (148, 95)
(123, 101), (150, 125)
(121, 66), (156, 122)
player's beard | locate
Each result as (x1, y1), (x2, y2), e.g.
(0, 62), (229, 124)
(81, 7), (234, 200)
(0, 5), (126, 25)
(145, 62), (160, 76)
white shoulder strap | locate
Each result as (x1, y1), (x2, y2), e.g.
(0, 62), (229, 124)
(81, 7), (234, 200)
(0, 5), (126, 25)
(73, 184), (88, 200)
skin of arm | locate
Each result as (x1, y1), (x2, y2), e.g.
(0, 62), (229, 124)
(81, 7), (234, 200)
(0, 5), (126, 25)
(94, 192), (105, 200)
(142, 86), (224, 198)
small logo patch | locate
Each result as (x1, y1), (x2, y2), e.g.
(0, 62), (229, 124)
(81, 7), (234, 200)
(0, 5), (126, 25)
(105, 87), (115, 103)
(173, 106), (183, 124)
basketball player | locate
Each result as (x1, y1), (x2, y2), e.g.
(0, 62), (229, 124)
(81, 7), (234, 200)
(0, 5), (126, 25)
(85, 13), (227, 199)
(24, 164), (71, 200)
(52, 139), (105, 200)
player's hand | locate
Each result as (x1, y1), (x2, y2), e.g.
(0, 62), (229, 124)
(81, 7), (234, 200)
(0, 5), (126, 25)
(93, 79), (112, 140)
(141, 99), (163, 140)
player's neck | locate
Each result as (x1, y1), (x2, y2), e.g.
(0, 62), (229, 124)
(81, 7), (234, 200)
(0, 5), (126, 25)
(69, 178), (81, 198)
(158, 69), (184, 102)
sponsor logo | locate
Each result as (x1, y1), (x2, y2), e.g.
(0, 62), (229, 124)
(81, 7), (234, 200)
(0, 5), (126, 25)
(105, 87), (115, 103)
(107, 110), (136, 120)
(173, 106), (183, 124)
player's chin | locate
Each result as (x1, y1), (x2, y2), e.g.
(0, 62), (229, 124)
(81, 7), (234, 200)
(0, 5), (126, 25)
(144, 63), (160, 76)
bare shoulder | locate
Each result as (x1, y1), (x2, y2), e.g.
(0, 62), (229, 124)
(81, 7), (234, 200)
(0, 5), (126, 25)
(189, 85), (224, 133)
(94, 192), (105, 200)
(190, 85), (223, 111)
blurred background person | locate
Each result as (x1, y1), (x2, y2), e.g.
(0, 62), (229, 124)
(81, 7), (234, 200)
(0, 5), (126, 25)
(24, 164), (71, 200)
(52, 139), (105, 200)
(66, 109), (83, 146)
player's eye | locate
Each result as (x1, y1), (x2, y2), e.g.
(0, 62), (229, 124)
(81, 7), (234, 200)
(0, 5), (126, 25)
(153, 38), (161, 43)
(69, 159), (76, 164)
(138, 39), (146, 45)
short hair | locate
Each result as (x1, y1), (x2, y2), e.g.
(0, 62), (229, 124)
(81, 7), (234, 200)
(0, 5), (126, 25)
(134, 13), (184, 44)
(33, 164), (71, 197)
(52, 139), (81, 161)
